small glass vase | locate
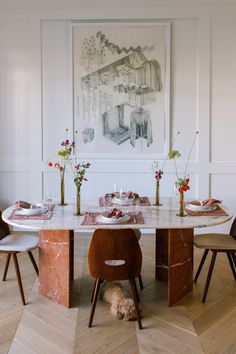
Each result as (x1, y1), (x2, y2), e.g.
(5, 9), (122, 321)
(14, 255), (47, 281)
(75, 186), (81, 216)
(155, 179), (162, 206)
(59, 173), (67, 206)
(177, 191), (186, 217)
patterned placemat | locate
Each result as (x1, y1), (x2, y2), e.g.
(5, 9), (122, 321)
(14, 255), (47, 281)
(99, 196), (151, 207)
(8, 204), (55, 220)
(82, 211), (144, 225)
(185, 204), (229, 216)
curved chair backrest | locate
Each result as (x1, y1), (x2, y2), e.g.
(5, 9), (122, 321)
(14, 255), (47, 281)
(88, 228), (142, 281)
(0, 211), (10, 240)
(230, 217), (236, 239)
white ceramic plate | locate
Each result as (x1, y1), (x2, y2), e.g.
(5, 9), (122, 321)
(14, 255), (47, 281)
(112, 197), (135, 204)
(15, 205), (47, 216)
(186, 203), (217, 212)
(97, 213), (130, 224)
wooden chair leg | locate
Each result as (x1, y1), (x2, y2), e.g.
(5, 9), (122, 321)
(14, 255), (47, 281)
(129, 278), (142, 329)
(27, 251), (39, 276)
(202, 251), (217, 303)
(89, 279), (102, 328)
(226, 252), (236, 280)
(91, 279), (103, 303)
(2, 254), (11, 281)
(134, 278), (140, 303)
(230, 252), (236, 269)
(138, 275), (144, 290)
(12, 253), (26, 305)
(91, 280), (96, 303)
(194, 249), (209, 283)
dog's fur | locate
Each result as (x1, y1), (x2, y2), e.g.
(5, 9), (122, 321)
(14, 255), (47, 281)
(101, 281), (139, 321)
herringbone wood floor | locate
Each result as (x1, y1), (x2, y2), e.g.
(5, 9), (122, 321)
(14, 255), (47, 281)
(0, 232), (236, 353)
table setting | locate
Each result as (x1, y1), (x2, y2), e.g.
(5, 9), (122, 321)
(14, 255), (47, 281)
(7, 200), (55, 220)
(82, 207), (144, 225)
(184, 198), (228, 217)
(99, 189), (151, 207)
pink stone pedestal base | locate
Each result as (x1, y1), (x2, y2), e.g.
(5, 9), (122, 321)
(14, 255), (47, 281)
(39, 230), (74, 308)
(155, 228), (193, 306)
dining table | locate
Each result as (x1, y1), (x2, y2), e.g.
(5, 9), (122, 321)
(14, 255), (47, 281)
(2, 197), (232, 308)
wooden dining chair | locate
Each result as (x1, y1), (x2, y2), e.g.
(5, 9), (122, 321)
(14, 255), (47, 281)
(0, 211), (39, 305)
(88, 228), (143, 329)
(194, 217), (236, 302)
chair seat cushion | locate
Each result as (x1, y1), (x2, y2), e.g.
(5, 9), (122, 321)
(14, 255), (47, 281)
(194, 233), (236, 250)
(0, 234), (39, 252)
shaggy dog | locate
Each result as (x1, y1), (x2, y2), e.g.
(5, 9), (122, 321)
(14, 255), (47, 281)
(101, 281), (140, 321)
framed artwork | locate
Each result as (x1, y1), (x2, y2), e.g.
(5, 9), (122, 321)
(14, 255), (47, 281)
(72, 21), (170, 158)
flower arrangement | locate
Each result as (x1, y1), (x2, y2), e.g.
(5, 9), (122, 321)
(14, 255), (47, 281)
(152, 131), (180, 206)
(48, 129), (75, 206)
(73, 162), (91, 215)
(168, 131), (199, 216)
(58, 133), (75, 159)
(47, 129), (91, 214)
(73, 163), (91, 189)
(152, 161), (163, 205)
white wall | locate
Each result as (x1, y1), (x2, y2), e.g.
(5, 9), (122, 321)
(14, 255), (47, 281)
(0, 1), (236, 233)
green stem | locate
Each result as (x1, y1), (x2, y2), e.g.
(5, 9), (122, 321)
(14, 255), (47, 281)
(161, 131), (180, 170)
(155, 179), (160, 205)
(184, 133), (198, 177)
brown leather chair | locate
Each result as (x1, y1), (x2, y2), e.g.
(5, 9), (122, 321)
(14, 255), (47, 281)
(0, 211), (39, 305)
(88, 228), (143, 329)
(194, 217), (236, 302)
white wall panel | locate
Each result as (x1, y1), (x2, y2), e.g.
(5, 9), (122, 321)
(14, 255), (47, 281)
(42, 21), (73, 161)
(171, 20), (198, 161)
(0, 172), (33, 209)
(0, 20), (32, 160)
(211, 19), (236, 162)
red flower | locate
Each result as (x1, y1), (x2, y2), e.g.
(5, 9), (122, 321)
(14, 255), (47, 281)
(48, 161), (53, 167)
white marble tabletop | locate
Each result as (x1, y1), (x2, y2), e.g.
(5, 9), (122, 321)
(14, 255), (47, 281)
(2, 198), (233, 231)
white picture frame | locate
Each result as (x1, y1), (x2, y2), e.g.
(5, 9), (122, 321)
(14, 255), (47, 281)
(72, 21), (170, 159)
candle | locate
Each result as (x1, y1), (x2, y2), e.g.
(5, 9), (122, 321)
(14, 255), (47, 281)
(119, 187), (123, 199)
(113, 183), (117, 193)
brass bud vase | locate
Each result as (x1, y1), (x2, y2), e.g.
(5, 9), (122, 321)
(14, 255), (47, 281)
(76, 186), (81, 216)
(155, 179), (162, 206)
(59, 173), (67, 206)
(177, 191), (186, 217)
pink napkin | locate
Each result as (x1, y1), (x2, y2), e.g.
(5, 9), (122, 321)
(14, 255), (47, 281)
(106, 208), (124, 219)
(15, 200), (31, 209)
(202, 198), (222, 206)
(189, 199), (222, 206)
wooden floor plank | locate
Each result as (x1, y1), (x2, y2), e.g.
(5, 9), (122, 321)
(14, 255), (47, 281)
(0, 232), (236, 353)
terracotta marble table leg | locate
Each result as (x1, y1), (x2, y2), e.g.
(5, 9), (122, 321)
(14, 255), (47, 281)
(156, 228), (193, 306)
(38, 230), (74, 308)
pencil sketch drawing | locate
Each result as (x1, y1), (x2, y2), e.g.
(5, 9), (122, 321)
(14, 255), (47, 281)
(73, 23), (169, 156)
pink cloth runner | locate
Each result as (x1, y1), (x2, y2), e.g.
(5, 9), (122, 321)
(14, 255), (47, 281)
(99, 196), (151, 207)
(185, 204), (228, 217)
(82, 211), (144, 225)
(8, 204), (55, 220)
